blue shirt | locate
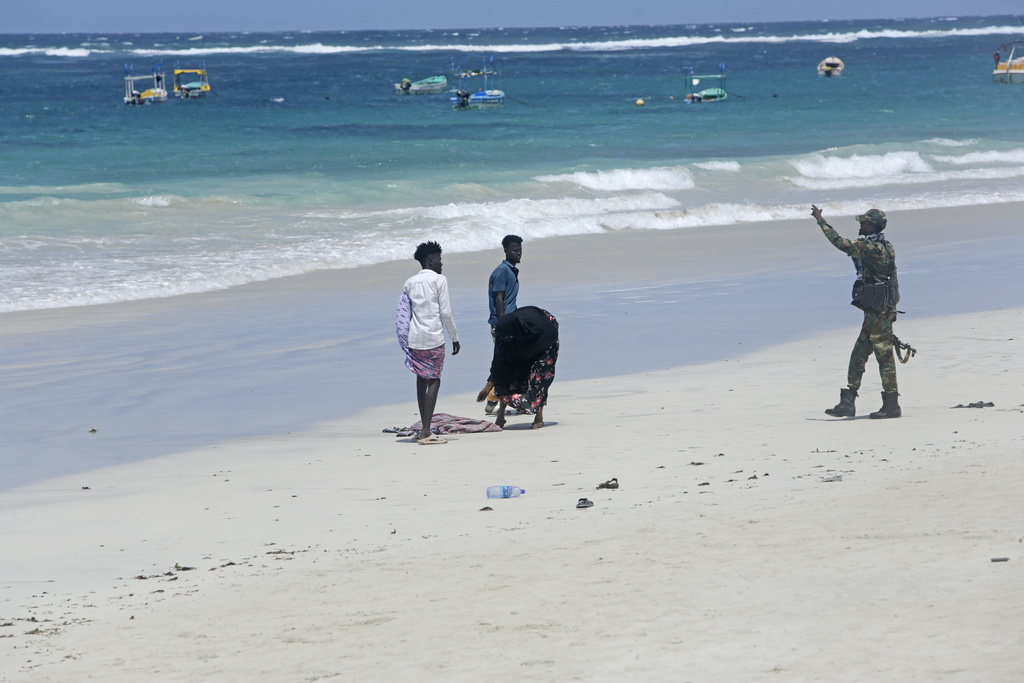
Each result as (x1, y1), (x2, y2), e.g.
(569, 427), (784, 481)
(487, 260), (519, 325)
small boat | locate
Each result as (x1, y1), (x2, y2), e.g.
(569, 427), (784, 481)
(124, 63), (168, 105)
(450, 57), (505, 110)
(395, 75), (448, 95)
(173, 61), (212, 98)
(451, 87), (505, 109)
(685, 65), (727, 103)
(817, 56), (845, 77)
(992, 41), (1024, 83)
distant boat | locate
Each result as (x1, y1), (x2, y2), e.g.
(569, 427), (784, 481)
(395, 75), (448, 95)
(173, 61), (212, 99)
(817, 56), (845, 77)
(992, 41), (1024, 83)
(451, 87), (505, 109)
(450, 57), (505, 110)
(685, 65), (728, 103)
(124, 63), (167, 105)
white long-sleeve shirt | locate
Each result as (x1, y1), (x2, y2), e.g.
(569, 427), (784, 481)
(403, 269), (459, 350)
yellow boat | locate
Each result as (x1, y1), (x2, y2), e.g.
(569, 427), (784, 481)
(174, 61), (212, 99)
(993, 41), (1024, 83)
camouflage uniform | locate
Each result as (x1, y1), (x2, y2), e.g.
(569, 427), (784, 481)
(817, 212), (898, 394)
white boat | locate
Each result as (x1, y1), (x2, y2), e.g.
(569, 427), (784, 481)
(124, 66), (167, 105)
(173, 61), (212, 98)
(124, 63), (167, 105)
(817, 57), (845, 77)
(992, 41), (1024, 83)
(395, 75), (448, 95)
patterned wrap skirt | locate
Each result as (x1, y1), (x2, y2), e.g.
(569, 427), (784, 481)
(397, 291), (445, 379)
(407, 345), (445, 379)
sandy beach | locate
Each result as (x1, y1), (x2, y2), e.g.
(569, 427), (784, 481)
(2, 205), (1023, 681)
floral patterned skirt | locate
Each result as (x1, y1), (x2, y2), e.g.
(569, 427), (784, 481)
(494, 339), (558, 415)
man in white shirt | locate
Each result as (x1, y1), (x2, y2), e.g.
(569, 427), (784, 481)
(399, 241), (460, 444)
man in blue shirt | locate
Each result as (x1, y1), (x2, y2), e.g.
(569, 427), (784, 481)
(483, 234), (522, 413)
(488, 235), (522, 326)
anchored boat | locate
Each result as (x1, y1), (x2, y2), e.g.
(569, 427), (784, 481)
(395, 75), (448, 95)
(685, 65), (727, 103)
(450, 57), (505, 110)
(173, 61), (212, 98)
(817, 56), (845, 77)
(992, 41), (1024, 83)
(124, 63), (168, 105)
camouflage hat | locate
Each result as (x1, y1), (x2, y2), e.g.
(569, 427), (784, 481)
(855, 208), (887, 229)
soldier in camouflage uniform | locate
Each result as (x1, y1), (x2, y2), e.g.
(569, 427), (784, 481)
(811, 205), (902, 419)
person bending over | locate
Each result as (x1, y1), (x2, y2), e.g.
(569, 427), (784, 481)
(476, 306), (557, 429)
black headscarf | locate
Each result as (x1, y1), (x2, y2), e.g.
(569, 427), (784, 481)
(489, 306), (558, 385)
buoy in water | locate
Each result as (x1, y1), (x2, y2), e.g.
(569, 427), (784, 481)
(635, 98), (645, 106)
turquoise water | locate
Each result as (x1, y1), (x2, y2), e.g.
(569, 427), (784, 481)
(2, 16), (1024, 311)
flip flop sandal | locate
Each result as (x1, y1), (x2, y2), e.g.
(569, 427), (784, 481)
(576, 498), (594, 509)
(417, 435), (448, 445)
(597, 478), (619, 490)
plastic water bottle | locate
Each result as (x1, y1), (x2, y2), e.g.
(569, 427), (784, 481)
(486, 485), (525, 499)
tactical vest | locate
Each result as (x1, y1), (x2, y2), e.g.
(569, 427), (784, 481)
(851, 237), (899, 310)
(851, 275), (899, 310)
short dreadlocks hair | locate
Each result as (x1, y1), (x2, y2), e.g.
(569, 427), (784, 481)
(413, 240), (442, 266)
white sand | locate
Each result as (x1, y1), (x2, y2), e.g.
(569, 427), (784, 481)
(3, 204), (1024, 680)
(2, 303), (1022, 681)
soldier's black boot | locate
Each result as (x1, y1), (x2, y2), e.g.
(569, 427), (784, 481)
(869, 391), (902, 419)
(825, 388), (857, 417)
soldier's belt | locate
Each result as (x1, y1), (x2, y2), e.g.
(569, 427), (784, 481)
(852, 274), (900, 310)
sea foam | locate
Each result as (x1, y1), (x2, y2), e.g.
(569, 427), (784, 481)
(789, 151), (933, 180)
(535, 167), (695, 192)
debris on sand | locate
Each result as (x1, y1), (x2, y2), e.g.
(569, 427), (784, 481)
(952, 401), (994, 409)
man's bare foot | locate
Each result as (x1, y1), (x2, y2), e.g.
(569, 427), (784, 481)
(476, 382), (494, 403)
(531, 420), (544, 429)
(418, 430), (432, 442)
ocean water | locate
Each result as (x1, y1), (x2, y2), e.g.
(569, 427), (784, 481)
(2, 16), (1024, 312)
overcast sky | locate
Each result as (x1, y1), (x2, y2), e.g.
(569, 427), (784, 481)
(5, 0), (1020, 34)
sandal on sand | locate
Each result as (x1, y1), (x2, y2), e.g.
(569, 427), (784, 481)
(417, 435), (448, 445)
(576, 498), (594, 509)
(597, 478), (619, 490)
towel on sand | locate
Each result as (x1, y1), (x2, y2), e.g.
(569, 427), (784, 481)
(383, 413), (502, 436)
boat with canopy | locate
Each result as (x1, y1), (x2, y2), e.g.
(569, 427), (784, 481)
(685, 64), (728, 103)
(173, 61), (212, 98)
(450, 56), (505, 110)
(124, 63), (168, 105)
